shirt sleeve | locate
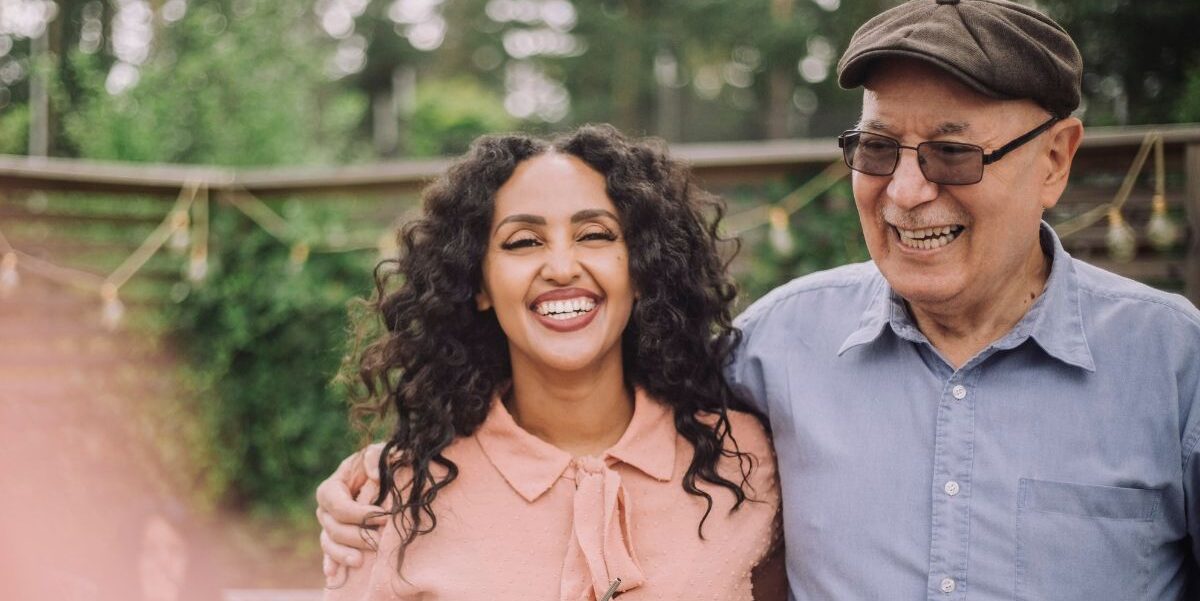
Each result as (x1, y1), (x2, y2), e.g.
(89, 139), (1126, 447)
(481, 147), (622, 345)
(727, 310), (771, 417)
(1185, 383), (1200, 566)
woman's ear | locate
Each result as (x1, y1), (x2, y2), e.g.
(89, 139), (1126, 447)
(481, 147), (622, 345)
(475, 289), (492, 311)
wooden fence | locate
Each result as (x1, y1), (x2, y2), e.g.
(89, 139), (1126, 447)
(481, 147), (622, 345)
(1, 123), (1198, 308)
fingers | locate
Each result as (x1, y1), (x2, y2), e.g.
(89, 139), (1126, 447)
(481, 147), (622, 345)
(340, 449), (370, 492)
(320, 527), (364, 569)
(362, 442), (385, 482)
(318, 506), (381, 551)
(315, 471), (388, 528)
(323, 554), (350, 589)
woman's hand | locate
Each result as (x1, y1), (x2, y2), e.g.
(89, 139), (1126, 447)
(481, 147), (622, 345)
(316, 443), (387, 582)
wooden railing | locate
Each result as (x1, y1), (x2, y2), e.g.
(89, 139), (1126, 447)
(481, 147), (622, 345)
(1, 123), (1197, 307)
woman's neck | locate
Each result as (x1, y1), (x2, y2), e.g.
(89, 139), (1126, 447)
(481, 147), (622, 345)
(506, 351), (634, 457)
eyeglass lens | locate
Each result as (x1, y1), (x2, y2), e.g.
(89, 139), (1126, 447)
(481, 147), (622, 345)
(842, 132), (984, 185)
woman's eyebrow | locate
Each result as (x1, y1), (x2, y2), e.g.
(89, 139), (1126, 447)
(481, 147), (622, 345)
(571, 209), (619, 223)
(493, 213), (546, 234)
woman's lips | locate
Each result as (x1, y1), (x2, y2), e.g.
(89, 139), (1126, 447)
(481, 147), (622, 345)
(529, 288), (602, 333)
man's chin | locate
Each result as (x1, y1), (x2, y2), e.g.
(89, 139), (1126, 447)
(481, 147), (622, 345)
(883, 275), (965, 310)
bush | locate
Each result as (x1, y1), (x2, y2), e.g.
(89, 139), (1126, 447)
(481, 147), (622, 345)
(166, 205), (373, 518)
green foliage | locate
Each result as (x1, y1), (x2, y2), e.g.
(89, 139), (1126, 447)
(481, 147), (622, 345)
(1176, 67), (1200, 123)
(0, 104), (29, 154)
(738, 181), (869, 304)
(62, 0), (367, 165)
(406, 77), (515, 156)
(45, 0), (375, 518)
(166, 205), (372, 517)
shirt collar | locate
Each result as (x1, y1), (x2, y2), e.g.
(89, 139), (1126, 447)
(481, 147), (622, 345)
(837, 222), (1095, 371)
(475, 388), (677, 503)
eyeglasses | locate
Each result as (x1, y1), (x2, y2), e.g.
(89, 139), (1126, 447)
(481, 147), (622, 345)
(837, 116), (1060, 185)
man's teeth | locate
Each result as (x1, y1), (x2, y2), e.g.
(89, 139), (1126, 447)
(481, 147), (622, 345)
(897, 225), (964, 250)
(535, 297), (597, 320)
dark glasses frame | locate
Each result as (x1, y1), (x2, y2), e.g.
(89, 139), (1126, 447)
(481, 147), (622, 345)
(837, 116), (1060, 185)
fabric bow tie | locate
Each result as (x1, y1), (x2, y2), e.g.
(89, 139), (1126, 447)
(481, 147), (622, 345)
(560, 455), (646, 600)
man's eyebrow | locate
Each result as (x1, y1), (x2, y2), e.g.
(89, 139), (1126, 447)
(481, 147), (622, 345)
(859, 119), (890, 132)
(571, 209), (619, 223)
(934, 121), (970, 136)
(856, 120), (970, 137)
(494, 213), (546, 233)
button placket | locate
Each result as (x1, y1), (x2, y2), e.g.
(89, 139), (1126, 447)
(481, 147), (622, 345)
(926, 373), (976, 599)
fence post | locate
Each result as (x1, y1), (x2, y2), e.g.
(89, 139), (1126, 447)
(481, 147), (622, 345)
(1186, 143), (1200, 307)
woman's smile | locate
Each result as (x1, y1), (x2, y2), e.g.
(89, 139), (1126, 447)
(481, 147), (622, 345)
(530, 287), (604, 332)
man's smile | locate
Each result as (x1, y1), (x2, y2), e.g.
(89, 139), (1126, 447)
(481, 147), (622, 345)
(894, 224), (966, 250)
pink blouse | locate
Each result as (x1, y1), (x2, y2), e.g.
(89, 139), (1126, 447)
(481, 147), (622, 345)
(325, 390), (780, 600)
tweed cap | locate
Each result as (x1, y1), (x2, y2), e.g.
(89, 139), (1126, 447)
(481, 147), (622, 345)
(837, 0), (1083, 117)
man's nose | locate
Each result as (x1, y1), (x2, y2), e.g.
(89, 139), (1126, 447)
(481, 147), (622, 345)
(886, 149), (939, 209)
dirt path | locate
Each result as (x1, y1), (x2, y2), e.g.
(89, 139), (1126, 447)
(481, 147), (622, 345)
(0, 277), (324, 600)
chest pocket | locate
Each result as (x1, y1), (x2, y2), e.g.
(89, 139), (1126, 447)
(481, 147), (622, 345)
(1015, 478), (1162, 601)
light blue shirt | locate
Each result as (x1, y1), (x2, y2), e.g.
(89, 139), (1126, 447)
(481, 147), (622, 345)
(729, 223), (1200, 601)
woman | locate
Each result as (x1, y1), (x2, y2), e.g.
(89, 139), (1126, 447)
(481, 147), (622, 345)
(323, 125), (782, 600)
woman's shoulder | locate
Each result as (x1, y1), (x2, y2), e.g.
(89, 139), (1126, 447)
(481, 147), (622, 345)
(691, 407), (773, 458)
(724, 409), (772, 453)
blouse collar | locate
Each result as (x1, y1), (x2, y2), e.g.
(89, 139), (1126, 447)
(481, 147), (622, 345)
(474, 388), (677, 503)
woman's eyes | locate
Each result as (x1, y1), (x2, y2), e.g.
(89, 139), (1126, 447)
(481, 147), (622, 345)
(498, 228), (617, 250)
(579, 230), (617, 242)
(500, 237), (539, 250)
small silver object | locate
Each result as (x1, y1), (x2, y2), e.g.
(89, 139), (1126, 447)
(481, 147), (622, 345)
(598, 577), (622, 601)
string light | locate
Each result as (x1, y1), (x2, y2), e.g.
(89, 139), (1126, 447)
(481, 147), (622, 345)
(0, 252), (19, 299)
(1146, 137), (1179, 251)
(768, 206), (795, 257)
(187, 254), (209, 283)
(1105, 209), (1137, 262)
(167, 210), (191, 253)
(288, 241), (311, 273)
(188, 186), (210, 283)
(100, 282), (126, 331)
(1147, 194), (1180, 251)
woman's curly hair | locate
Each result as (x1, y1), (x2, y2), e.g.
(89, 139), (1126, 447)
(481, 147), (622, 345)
(350, 123), (759, 568)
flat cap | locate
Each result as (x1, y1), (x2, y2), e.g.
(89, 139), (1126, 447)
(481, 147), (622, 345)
(837, 0), (1083, 117)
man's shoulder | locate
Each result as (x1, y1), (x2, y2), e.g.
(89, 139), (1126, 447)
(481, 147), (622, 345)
(1071, 258), (1200, 329)
(737, 261), (884, 329)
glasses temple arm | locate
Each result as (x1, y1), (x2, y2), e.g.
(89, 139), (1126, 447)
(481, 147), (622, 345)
(981, 116), (1061, 165)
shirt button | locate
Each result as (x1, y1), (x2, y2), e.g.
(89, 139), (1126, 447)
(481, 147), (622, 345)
(951, 385), (967, 400)
(944, 481), (960, 496)
(940, 577), (957, 593)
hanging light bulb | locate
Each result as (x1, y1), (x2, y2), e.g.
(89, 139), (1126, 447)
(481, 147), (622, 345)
(0, 252), (19, 299)
(768, 207), (795, 257)
(288, 241), (311, 274)
(1145, 194), (1180, 252)
(187, 253), (209, 283)
(168, 210), (191, 253)
(1105, 208), (1137, 263)
(100, 283), (125, 331)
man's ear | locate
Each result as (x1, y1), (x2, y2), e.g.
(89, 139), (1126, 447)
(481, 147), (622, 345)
(1039, 117), (1084, 210)
(475, 289), (492, 311)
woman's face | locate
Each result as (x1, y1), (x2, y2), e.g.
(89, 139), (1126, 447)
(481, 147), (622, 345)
(478, 152), (634, 375)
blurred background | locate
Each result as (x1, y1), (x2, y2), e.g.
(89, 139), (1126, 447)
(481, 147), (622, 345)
(0, 0), (1197, 598)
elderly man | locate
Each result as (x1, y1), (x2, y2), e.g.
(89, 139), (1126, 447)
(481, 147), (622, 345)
(317, 0), (1200, 598)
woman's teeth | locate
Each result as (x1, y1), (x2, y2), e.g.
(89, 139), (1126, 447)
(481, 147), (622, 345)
(897, 225), (965, 250)
(535, 297), (597, 320)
